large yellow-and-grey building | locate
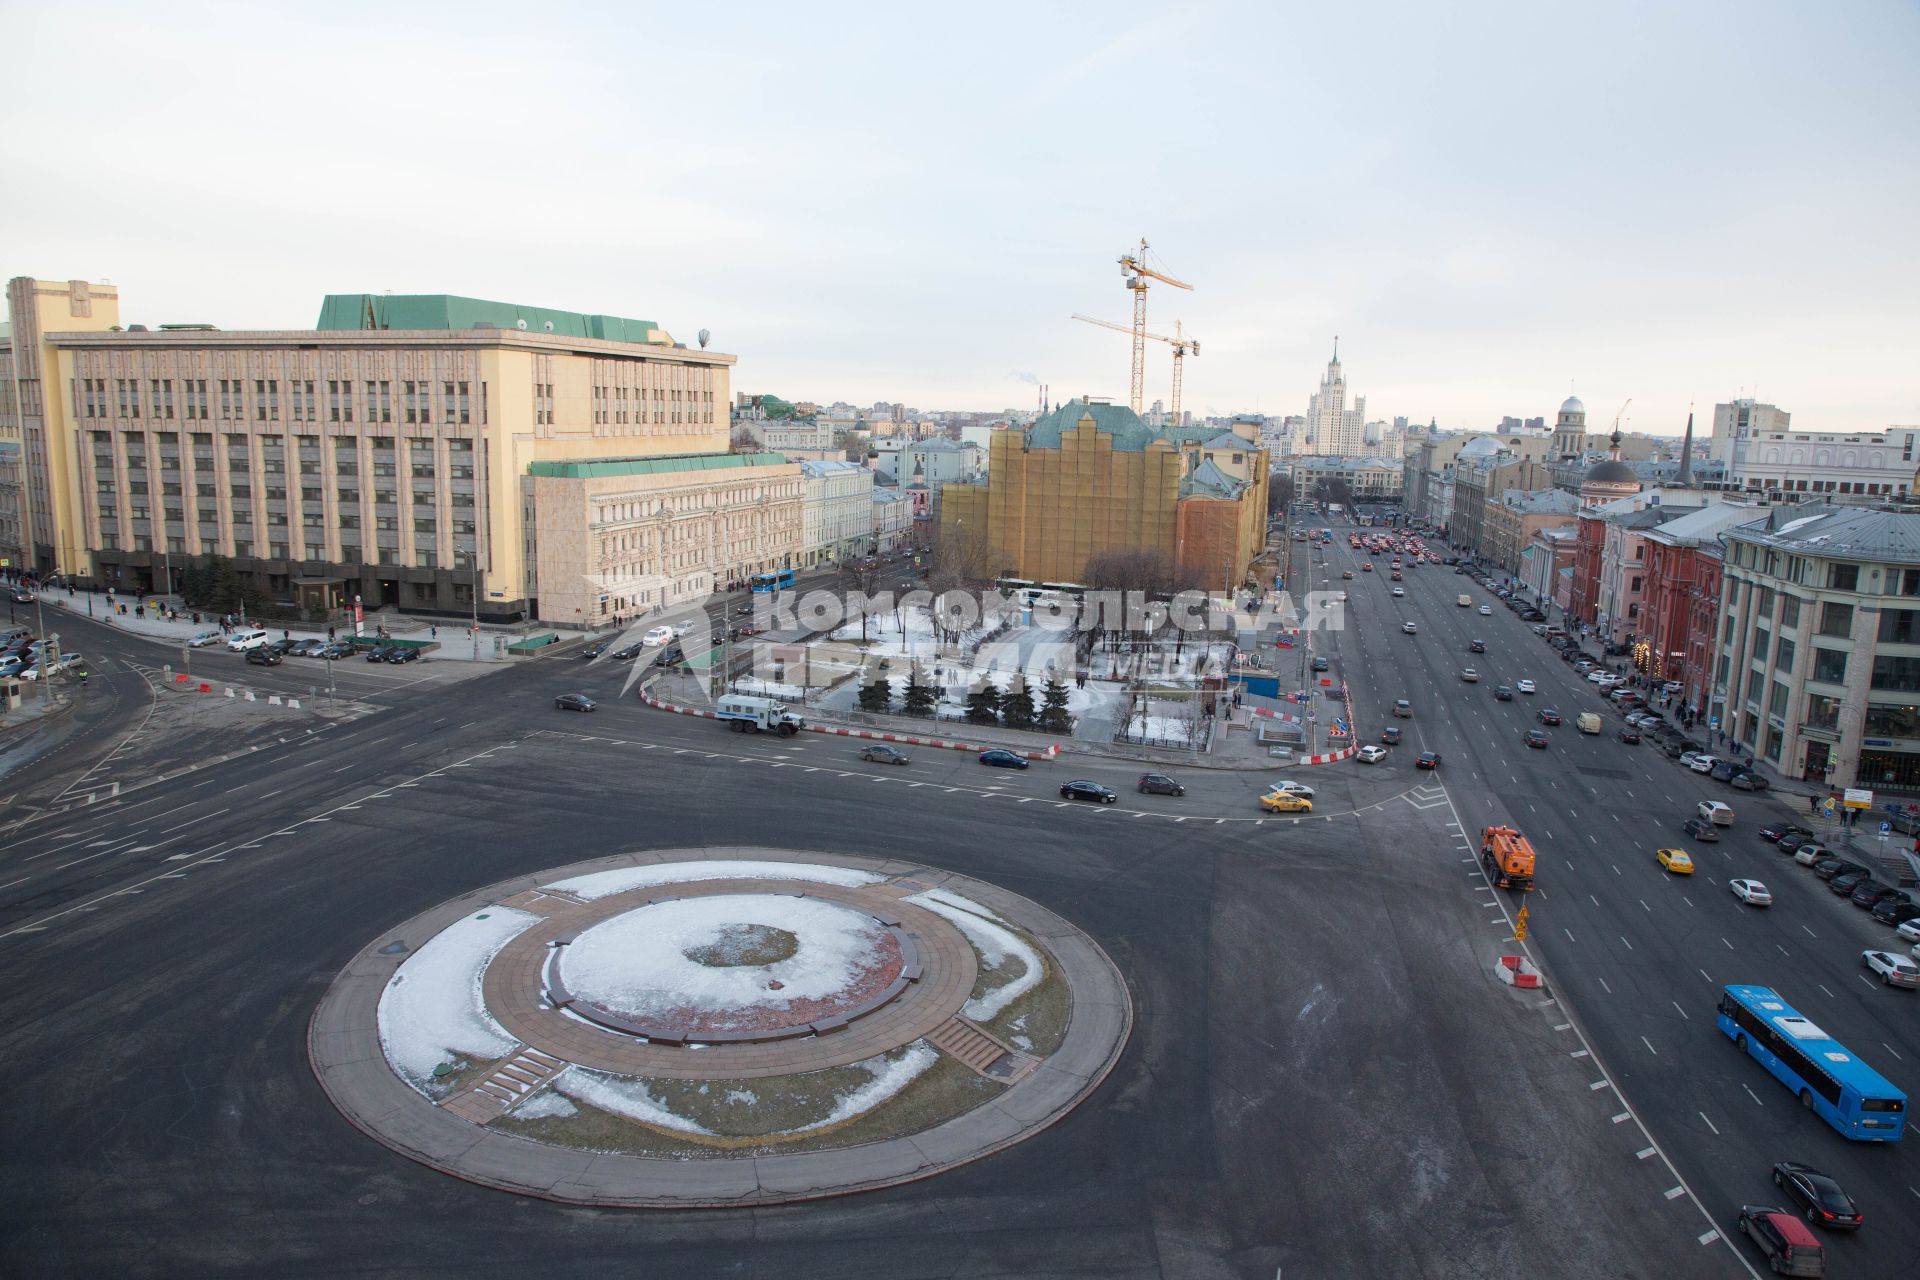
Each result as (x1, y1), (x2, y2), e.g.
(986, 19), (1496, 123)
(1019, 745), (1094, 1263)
(940, 399), (1269, 589)
(0, 278), (802, 624)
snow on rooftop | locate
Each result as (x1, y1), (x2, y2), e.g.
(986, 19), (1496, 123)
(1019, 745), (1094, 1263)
(561, 894), (897, 1029)
(378, 906), (540, 1092)
(1774, 512), (1832, 536)
(549, 859), (883, 901)
(908, 889), (1043, 1021)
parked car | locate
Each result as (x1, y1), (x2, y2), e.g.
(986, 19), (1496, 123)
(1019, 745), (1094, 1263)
(1900, 917), (1920, 944)
(1793, 843), (1834, 866)
(1656, 847), (1695, 875)
(1060, 780), (1118, 804)
(364, 646), (395, 662)
(1863, 949), (1920, 988)
(1812, 857), (1866, 881)
(387, 646), (420, 663)
(187, 631), (222, 648)
(1137, 773), (1184, 796)
(1729, 771), (1770, 791)
(554, 693), (597, 712)
(1729, 879), (1772, 907)
(1829, 870), (1873, 896)
(978, 749), (1029, 769)
(1852, 881), (1903, 910)
(861, 745), (911, 766)
(1871, 897), (1920, 927)
(317, 642), (353, 659)
(1355, 745), (1388, 763)
(1681, 817), (1721, 842)
(287, 638), (324, 657)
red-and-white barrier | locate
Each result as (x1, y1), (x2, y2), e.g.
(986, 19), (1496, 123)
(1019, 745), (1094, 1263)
(1297, 745), (1357, 765)
(1497, 955), (1542, 990)
(637, 684), (1059, 761)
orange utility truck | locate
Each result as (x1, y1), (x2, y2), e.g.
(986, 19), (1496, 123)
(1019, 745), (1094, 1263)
(1481, 825), (1537, 891)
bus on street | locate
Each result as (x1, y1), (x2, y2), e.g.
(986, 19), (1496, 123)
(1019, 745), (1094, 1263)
(1716, 984), (1906, 1142)
(749, 569), (797, 593)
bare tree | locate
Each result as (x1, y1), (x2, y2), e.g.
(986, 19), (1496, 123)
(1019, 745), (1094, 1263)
(837, 555), (886, 642)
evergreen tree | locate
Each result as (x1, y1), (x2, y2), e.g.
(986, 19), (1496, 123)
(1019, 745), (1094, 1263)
(1000, 675), (1036, 730)
(902, 669), (937, 718)
(964, 677), (1003, 725)
(180, 562), (209, 606)
(858, 672), (893, 713)
(205, 555), (243, 613)
(1038, 674), (1076, 734)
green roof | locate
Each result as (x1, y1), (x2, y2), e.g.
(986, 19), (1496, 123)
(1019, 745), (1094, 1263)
(1023, 399), (1163, 452)
(527, 452), (791, 480)
(316, 293), (669, 345)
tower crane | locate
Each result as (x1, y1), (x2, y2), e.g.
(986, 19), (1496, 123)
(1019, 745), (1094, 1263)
(1070, 314), (1200, 428)
(1115, 239), (1192, 415)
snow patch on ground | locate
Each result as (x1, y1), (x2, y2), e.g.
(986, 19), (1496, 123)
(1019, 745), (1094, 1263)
(558, 1070), (716, 1135)
(561, 894), (896, 1028)
(550, 859), (883, 901)
(791, 1042), (938, 1133)
(906, 891), (1044, 1021)
(730, 676), (806, 700)
(378, 906), (540, 1092)
(515, 1085), (580, 1120)
(914, 887), (1010, 927)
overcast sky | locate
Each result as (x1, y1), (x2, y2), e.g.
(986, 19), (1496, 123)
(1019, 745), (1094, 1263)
(3, 0), (1915, 433)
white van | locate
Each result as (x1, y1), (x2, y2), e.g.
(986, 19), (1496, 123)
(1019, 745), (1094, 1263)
(1576, 712), (1602, 734)
(642, 624), (674, 646)
(226, 628), (270, 652)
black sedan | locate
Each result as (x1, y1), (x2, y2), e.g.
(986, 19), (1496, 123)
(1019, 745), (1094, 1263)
(580, 643), (608, 660)
(1060, 780), (1117, 804)
(1616, 728), (1641, 743)
(1771, 1162), (1862, 1230)
(244, 647), (283, 666)
(860, 745), (911, 766)
(1414, 751), (1440, 770)
(1760, 822), (1809, 842)
(611, 644), (644, 661)
(979, 749), (1030, 770)
(1524, 729), (1549, 749)
(1468, 640), (1486, 653)
(1137, 773), (1185, 796)
(554, 693), (597, 712)
(1872, 897), (1920, 926)
(364, 645), (395, 662)
(1680, 816), (1721, 842)
(1537, 709), (1562, 726)
(388, 646), (420, 663)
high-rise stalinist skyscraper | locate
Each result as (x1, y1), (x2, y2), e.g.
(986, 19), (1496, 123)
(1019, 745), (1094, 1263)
(1304, 338), (1366, 457)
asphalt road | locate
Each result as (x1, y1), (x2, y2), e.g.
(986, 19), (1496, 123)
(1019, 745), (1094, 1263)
(0, 582), (1786, 1277)
(1309, 524), (1920, 1280)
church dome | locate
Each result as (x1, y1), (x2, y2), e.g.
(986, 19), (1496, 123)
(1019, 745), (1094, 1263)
(1583, 459), (1639, 486)
(1560, 395), (1585, 416)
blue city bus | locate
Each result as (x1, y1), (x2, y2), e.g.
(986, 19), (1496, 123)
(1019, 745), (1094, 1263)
(749, 569), (796, 593)
(1717, 984), (1907, 1142)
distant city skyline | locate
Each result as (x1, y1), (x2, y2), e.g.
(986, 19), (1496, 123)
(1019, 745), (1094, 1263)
(3, 1), (1915, 431)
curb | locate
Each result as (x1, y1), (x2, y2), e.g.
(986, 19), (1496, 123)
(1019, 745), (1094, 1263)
(637, 683), (1060, 761)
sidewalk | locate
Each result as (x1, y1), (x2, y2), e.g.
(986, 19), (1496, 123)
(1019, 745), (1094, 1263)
(32, 590), (590, 665)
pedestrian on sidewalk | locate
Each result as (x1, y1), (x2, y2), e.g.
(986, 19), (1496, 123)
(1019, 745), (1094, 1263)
(1809, 793), (1819, 815)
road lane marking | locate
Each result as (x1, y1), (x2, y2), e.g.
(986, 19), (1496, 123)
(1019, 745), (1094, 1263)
(1743, 1085), (1764, 1106)
(1672, 1002), (1689, 1020)
(1597, 976), (1612, 994)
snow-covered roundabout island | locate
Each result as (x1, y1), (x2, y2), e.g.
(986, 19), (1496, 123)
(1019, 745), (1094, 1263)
(310, 849), (1131, 1206)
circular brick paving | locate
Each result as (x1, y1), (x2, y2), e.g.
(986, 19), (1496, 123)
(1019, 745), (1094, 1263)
(309, 847), (1133, 1206)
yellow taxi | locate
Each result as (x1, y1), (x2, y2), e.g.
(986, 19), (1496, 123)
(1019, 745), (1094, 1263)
(1259, 790), (1314, 814)
(1655, 847), (1695, 875)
